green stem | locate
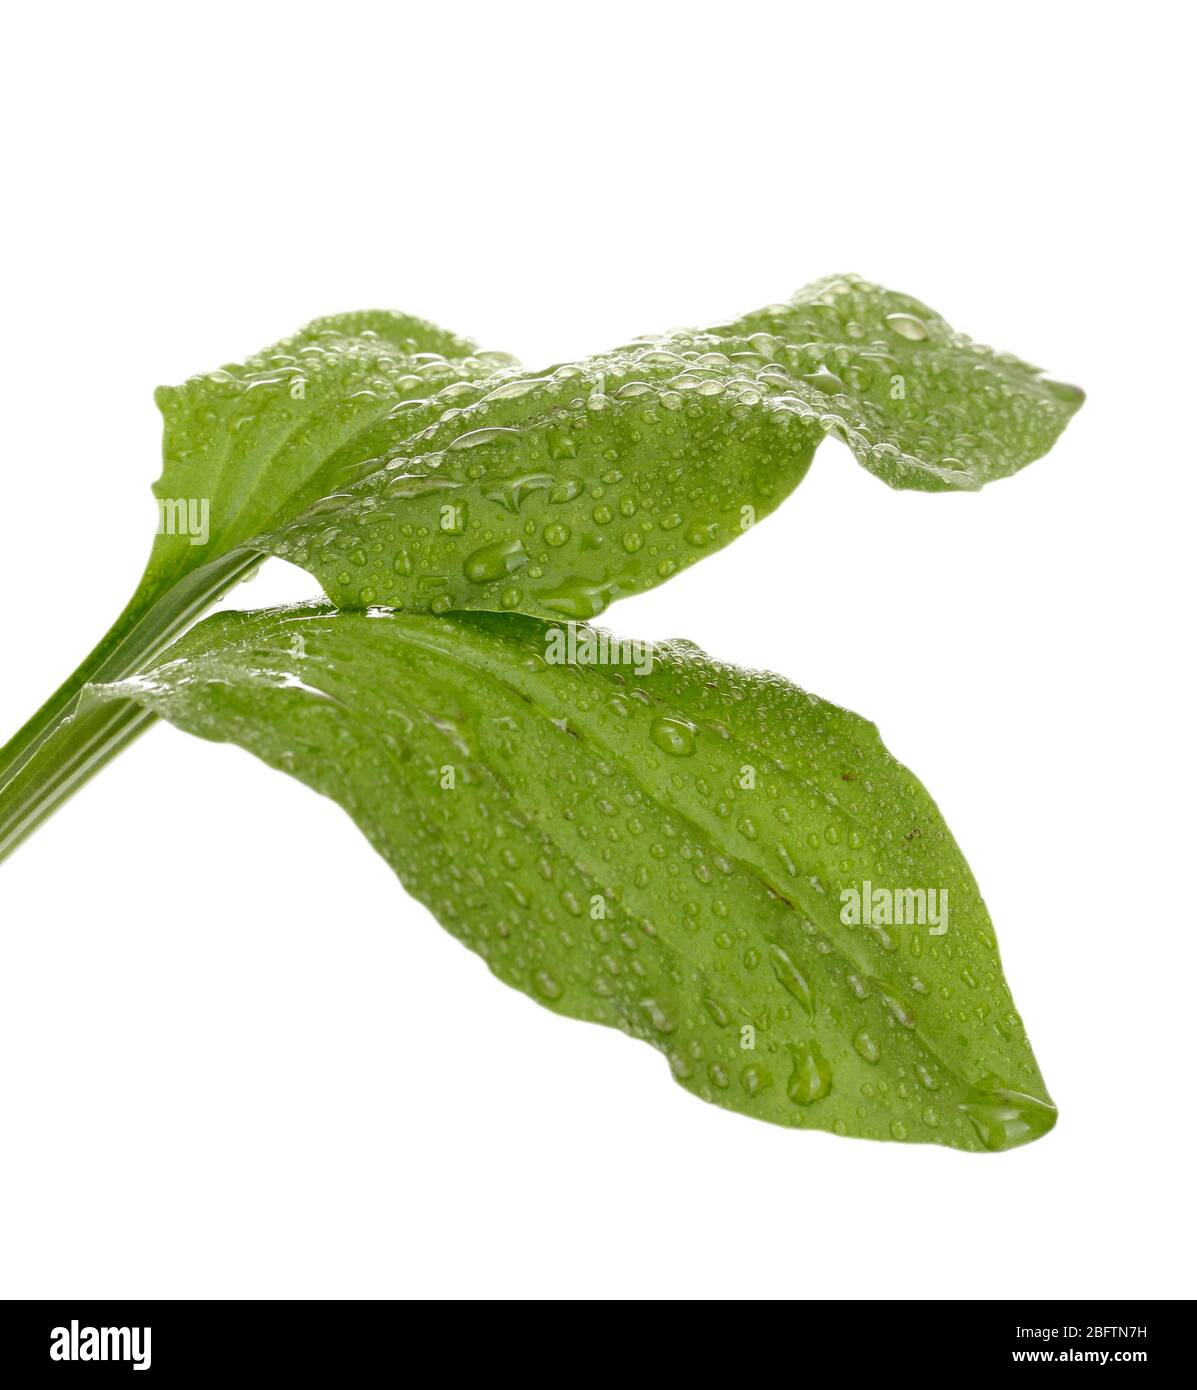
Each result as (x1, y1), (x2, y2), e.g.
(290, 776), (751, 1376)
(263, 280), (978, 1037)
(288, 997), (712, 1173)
(0, 547), (261, 865)
(0, 701), (155, 864)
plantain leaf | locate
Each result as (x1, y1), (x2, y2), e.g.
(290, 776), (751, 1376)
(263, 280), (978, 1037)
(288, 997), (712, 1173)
(257, 275), (1083, 619)
(91, 604), (1057, 1152)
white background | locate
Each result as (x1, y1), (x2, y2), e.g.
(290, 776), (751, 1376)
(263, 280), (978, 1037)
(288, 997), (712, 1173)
(0, 1), (1192, 1300)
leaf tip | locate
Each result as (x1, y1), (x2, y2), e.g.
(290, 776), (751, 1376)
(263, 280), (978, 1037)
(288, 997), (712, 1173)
(959, 1084), (1058, 1152)
(1041, 377), (1086, 409)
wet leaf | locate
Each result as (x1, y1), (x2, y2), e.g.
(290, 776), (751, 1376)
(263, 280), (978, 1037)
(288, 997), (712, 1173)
(92, 605), (1057, 1151)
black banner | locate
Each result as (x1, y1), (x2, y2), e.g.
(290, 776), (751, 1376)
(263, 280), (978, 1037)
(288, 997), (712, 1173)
(0, 1299), (1183, 1379)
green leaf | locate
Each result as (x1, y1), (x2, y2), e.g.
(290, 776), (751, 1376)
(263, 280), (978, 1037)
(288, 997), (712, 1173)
(91, 605), (1057, 1151)
(256, 274), (1083, 619)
